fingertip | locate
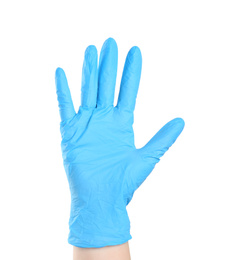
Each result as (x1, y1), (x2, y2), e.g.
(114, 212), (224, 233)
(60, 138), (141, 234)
(55, 68), (64, 89)
(128, 46), (142, 61)
(103, 37), (118, 48)
(100, 38), (118, 60)
(55, 67), (65, 78)
(172, 117), (185, 130)
(177, 117), (185, 127)
(85, 45), (98, 59)
(130, 46), (141, 54)
(126, 46), (142, 74)
(84, 46), (98, 71)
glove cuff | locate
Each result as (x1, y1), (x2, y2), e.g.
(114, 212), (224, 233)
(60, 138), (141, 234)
(67, 179), (132, 248)
(68, 206), (131, 248)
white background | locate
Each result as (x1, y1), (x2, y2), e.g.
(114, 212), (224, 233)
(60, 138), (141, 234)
(0, 0), (229, 259)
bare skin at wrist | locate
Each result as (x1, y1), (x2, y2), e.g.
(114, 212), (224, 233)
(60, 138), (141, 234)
(73, 242), (131, 260)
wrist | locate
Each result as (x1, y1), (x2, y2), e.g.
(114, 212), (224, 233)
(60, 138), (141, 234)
(73, 242), (131, 260)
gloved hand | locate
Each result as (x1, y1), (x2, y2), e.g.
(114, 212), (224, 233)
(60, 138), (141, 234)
(55, 38), (185, 248)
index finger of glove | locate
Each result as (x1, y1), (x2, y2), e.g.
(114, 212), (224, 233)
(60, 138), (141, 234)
(117, 46), (142, 113)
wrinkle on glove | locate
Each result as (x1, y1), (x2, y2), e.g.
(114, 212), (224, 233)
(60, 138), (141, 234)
(55, 37), (185, 248)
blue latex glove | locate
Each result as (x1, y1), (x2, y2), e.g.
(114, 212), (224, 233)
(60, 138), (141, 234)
(55, 38), (185, 248)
